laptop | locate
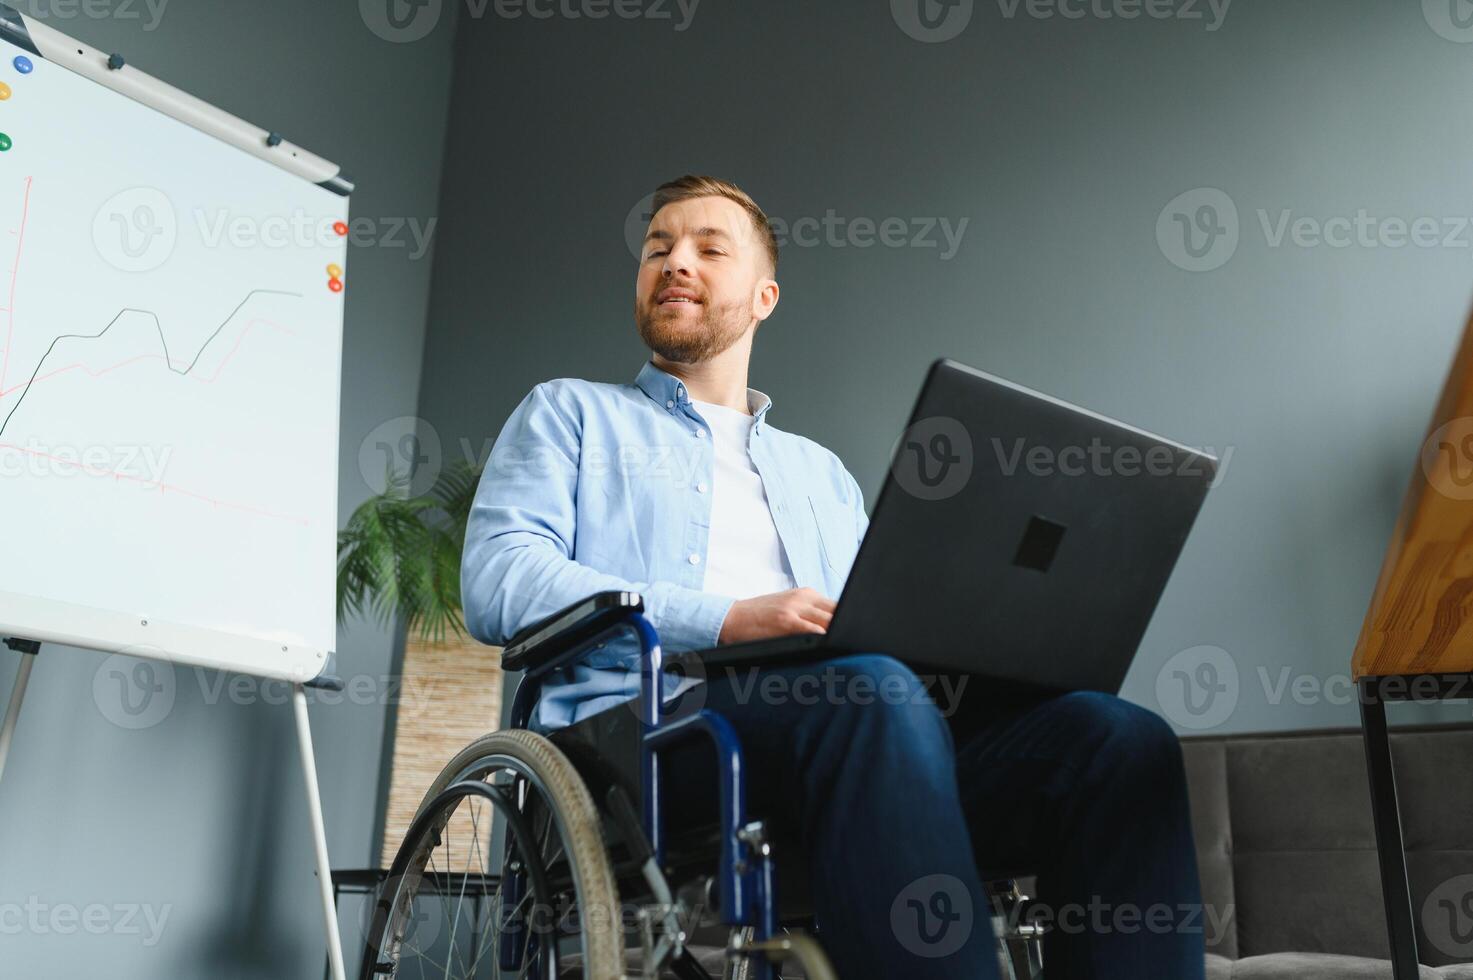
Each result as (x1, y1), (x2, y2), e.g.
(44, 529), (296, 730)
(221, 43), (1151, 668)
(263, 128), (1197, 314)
(681, 357), (1217, 696)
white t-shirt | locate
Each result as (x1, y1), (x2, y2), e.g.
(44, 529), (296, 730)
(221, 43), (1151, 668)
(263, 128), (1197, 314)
(693, 399), (797, 599)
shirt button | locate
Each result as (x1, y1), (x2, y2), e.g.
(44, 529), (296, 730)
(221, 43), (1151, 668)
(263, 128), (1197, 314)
(696, 482), (708, 493)
(666, 399), (674, 409)
(695, 428), (706, 438)
(688, 553), (701, 565)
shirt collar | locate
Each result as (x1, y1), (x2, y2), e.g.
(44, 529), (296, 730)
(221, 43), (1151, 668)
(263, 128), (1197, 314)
(635, 360), (773, 431)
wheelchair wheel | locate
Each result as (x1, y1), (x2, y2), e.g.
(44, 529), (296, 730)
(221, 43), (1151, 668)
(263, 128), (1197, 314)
(361, 729), (624, 979)
(722, 929), (754, 980)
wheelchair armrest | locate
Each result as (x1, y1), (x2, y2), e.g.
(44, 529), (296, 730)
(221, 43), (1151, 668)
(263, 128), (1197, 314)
(500, 591), (645, 674)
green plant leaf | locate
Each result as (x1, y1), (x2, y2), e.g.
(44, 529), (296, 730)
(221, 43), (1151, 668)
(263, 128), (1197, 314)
(336, 458), (484, 645)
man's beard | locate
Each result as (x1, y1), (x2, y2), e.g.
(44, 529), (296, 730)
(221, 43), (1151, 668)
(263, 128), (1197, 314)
(635, 297), (751, 364)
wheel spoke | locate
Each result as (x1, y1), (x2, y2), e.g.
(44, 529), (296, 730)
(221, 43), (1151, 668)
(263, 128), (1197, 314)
(462, 797), (492, 977)
(452, 797), (482, 977)
(426, 849), (460, 974)
(468, 887), (499, 978)
(536, 803), (554, 866)
(399, 933), (452, 978)
(518, 908), (533, 980)
(442, 815), (460, 980)
(377, 743), (612, 979)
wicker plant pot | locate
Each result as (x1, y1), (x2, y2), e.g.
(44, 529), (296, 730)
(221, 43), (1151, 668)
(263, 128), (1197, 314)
(377, 632), (503, 866)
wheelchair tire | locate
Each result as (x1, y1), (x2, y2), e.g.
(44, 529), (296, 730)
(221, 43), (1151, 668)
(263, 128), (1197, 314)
(361, 728), (624, 979)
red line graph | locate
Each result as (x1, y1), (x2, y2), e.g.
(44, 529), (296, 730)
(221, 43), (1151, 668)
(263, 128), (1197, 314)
(0, 174), (33, 398)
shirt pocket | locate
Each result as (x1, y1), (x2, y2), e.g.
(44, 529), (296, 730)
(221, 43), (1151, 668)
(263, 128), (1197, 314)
(808, 494), (854, 574)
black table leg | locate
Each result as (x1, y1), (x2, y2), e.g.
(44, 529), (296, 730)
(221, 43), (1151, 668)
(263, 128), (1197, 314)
(1361, 681), (1421, 980)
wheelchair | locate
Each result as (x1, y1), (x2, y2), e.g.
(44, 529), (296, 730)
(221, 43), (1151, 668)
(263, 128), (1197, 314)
(359, 591), (1045, 979)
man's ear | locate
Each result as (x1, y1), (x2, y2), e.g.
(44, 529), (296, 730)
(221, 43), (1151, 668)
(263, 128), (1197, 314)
(752, 277), (780, 323)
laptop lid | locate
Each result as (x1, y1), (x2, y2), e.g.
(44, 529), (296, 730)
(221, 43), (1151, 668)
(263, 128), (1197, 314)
(826, 358), (1216, 694)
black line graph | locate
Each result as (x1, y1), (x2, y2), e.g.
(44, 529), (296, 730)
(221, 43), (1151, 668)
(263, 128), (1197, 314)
(0, 288), (302, 437)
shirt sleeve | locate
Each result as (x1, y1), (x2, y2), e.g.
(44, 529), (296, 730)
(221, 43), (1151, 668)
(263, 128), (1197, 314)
(460, 383), (736, 652)
(844, 466), (870, 548)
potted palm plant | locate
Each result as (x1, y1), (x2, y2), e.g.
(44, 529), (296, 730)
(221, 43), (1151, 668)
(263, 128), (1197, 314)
(336, 459), (502, 867)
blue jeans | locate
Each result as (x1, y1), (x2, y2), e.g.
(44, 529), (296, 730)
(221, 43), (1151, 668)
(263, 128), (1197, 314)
(662, 653), (1207, 979)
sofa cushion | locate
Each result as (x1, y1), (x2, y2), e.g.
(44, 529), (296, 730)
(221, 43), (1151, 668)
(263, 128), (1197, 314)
(1184, 723), (1473, 968)
(1205, 951), (1473, 979)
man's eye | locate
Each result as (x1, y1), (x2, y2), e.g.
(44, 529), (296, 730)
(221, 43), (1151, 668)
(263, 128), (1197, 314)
(646, 249), (668, 259)
(702, 249), (725, 256)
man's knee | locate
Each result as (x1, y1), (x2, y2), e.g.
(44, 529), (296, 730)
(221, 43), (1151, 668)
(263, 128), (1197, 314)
(825, 653), (935, 710)
(812, 653), (953, 754)
(1057, 691), (1184, 781)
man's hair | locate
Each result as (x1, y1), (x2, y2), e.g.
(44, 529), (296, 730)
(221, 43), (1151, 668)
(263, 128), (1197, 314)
(650, 174), (779, 276)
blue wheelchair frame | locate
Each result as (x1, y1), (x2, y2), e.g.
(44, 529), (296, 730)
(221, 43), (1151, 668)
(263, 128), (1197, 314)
(501, 591), (783, 979)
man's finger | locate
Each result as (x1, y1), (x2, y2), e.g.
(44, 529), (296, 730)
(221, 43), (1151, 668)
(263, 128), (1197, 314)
(801, 606), (834, 627)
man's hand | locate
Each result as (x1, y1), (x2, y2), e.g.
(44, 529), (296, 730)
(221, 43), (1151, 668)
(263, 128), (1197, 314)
(717, 587), (836, 645)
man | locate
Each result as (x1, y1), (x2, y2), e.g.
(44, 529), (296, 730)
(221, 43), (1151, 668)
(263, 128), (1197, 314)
(462, 175), (1206, 978)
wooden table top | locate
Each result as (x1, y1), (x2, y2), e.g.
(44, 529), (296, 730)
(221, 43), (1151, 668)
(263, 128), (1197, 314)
(1352, 309), (1473, 680)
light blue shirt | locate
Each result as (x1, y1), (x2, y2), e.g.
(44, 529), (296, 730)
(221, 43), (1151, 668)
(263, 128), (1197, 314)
(462, 360), (869, 730)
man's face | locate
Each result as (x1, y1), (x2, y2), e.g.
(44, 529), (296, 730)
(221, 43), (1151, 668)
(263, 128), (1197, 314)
(634, 195), (777, 364)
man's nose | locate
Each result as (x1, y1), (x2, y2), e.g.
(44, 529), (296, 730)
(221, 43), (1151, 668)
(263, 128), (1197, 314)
(662, 240), (696, 278)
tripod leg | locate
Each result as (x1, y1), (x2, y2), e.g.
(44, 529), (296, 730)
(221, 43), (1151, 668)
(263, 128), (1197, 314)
(0, 642), (39, 786)
(294, 684), (347, 980)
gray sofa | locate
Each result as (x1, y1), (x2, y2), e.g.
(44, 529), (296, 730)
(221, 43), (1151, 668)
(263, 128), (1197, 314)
(1182, 722), (1473, 979)
(680, 721), (1473, 978)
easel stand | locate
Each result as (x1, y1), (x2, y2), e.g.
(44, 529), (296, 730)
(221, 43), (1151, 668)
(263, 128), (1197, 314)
(0, 638), (350, 980)
(0, 637), (39, 783)
(295, 678), (348, 980)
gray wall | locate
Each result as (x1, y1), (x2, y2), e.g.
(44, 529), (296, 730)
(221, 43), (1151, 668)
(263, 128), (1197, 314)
(0, 1), (455, 977)
(416, 0), (1473, 739)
